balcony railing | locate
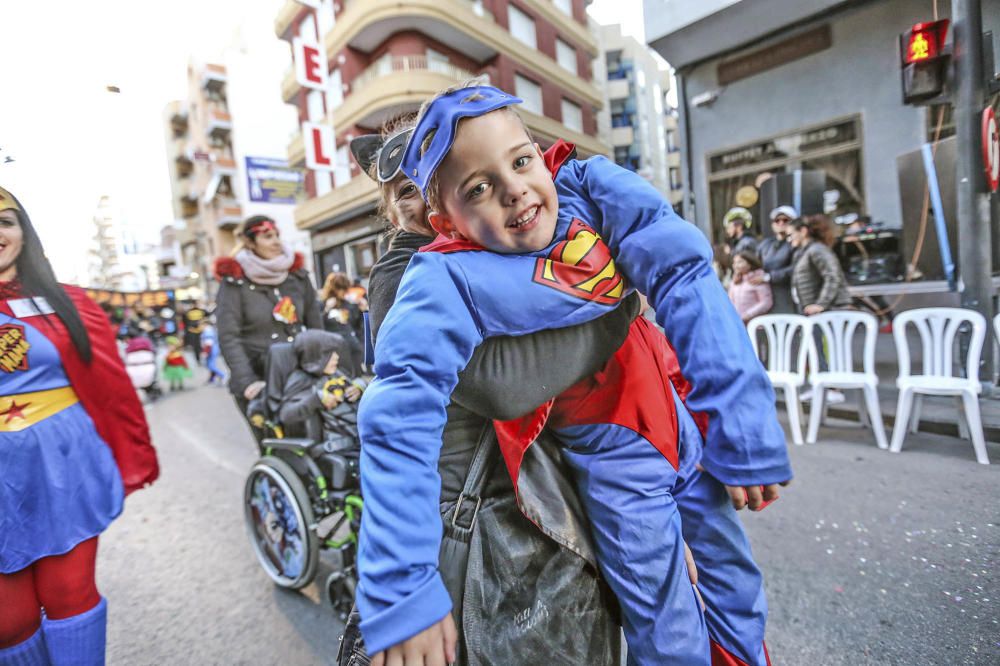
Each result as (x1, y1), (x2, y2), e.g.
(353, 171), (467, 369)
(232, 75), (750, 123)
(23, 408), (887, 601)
(350, 54), (475, 97)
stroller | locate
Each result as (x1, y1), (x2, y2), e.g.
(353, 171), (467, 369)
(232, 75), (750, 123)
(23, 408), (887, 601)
(242, 341), (363, 619)
(123, 336), (163, 401)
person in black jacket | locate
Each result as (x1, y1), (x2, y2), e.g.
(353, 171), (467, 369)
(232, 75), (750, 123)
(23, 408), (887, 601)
(752, 205), (797, 314)
(214, 216), (322, 441)
(319, 271), (364, 376)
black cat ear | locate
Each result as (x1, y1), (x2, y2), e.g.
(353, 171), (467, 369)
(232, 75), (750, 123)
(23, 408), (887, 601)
(349, 135), (384, 180)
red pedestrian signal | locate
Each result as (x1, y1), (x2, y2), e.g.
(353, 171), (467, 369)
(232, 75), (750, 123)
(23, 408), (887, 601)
(903, 21), (948, 64)
(900, 20), (951, 105)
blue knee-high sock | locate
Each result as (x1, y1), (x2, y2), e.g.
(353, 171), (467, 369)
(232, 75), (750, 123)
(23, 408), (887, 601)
(41, 598), (106, 666)
(0, 627), (50, 666)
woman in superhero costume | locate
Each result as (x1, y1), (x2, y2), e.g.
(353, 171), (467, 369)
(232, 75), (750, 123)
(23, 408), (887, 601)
(0, 186), (159, 665)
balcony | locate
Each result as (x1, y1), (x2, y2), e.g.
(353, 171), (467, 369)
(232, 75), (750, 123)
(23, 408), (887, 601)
(202, 64), (227, 93)
(335, 55), (475, 129)
(606, 78), (630, 101)
(170, 112), (188, 138)
(214, 155), (238, 174)
(281, 65), (300, 104)
(180, 195), (199, 219)
(274, 0), (304, 39)
(175, 154), (194, 179)
(295, 175), (379, 231)
(328, 0), (602, 106)
(667, 151), (682, 168)
(610, 125), (634, 147)
(215, 198), (243, 230)
(206, 108), (232, 139)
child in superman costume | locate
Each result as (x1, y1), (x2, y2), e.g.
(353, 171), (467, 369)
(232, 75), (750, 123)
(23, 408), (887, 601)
(356, 85), (792, 666)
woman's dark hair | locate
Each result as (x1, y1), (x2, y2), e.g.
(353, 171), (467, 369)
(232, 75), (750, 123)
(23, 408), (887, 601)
(8, 194), (92, 362)
(794, 215), (835, 247)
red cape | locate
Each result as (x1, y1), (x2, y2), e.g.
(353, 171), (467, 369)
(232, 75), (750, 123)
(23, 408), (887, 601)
(1, 285), (159, 494)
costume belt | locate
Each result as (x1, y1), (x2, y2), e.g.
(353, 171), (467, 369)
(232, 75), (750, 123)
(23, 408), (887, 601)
(0, 386), (79, 432)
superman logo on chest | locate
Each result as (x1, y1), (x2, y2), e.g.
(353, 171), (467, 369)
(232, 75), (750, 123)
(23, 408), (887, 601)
(532, 219), (625, 305)
(0, 322), (30, 373)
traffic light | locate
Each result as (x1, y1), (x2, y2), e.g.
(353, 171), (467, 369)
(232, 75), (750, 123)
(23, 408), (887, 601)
(899, 20), (951, 105)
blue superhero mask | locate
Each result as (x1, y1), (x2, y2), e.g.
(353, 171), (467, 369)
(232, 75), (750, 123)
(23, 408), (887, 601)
(400, 85), (522, 201)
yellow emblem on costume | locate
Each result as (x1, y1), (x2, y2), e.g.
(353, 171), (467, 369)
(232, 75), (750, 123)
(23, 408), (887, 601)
(0, 186), (22, 213)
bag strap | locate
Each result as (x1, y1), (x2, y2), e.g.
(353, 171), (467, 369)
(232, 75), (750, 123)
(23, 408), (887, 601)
(451, 422), (498, 530)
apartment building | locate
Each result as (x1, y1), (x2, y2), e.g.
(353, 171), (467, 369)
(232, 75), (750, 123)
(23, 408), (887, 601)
(162, 64), (243, 297)
(594, 23), (682, 207)
(276, 0), (609, 282)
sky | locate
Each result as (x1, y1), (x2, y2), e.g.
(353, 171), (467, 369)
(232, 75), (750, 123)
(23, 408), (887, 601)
(1, 0), (652, 284)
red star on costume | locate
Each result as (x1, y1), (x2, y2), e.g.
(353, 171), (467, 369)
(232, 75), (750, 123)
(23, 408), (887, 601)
(0, 399), (29, 423)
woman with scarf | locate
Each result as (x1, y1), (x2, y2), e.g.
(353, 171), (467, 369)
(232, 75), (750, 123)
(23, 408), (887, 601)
(0, 186), (158, 665)
(214, 216), (322, 441)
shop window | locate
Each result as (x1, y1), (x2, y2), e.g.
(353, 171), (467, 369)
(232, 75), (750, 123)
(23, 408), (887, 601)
(556, 39), (578, 75)
(508, 5), (537, 49)
(515, 75), (543, 114)
(561, 99), (582, 133)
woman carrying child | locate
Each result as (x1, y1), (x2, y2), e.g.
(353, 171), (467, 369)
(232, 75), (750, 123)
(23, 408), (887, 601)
(338, 115), (647, 666)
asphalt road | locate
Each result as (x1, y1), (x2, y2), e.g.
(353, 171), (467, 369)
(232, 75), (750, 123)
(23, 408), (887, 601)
(99, 370), (1000, 665)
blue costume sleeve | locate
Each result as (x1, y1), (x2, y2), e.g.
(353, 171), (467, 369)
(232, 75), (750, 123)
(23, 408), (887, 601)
(560, 156), (792, 486)
(355, 254), (484, 654)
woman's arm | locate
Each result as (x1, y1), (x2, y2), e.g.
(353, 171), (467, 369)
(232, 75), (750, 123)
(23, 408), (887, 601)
(301, 275), (324, 330)
(215, 281), (258, 396)
(810, 246), (845, 309)
(452, 294), (638, 420)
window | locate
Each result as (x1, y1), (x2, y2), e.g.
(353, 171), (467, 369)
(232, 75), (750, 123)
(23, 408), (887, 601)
(334, 145), (351, 188)
(666, 129), (677, 153)
(556, 39), (578, 75)
(507, 5), (537, 49)
(315, 170), (332, 197)
(317, 0), (336, 38)
(299, 14), (317, 42)
(328, 68), (343, 110)
(307, 89), (325, 123)
(427, 48), (449, 74)
(514, 75), (542, 114)
(669, 167), (682, 190)
(554, 0), (573, 15)
(561, 99), (582, 133)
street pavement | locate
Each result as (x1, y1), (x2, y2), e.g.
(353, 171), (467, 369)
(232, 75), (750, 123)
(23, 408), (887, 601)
(100, 369), (1000, 665)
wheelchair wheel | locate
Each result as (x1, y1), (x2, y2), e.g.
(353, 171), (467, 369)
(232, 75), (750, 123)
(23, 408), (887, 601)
(244, 456), (319, 589)
(326, 568), (357, 622)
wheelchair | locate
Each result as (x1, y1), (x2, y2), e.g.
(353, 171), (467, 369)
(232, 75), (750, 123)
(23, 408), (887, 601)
(242, 342), (363, 620)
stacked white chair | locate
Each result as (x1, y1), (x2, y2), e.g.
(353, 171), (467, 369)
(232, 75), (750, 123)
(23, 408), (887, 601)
(747, 314), (815, 446)
(889, 307), (989, 464)
(805, 311), (888, 449)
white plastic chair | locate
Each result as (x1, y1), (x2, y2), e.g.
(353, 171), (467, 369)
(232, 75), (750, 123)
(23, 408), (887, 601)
(805, 311), (888, 449)
(747, 314), (815, 446)
(890, 307), (989, 464)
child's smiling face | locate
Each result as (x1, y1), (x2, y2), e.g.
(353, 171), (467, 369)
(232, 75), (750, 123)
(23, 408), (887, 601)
(429, 110), (558, 254)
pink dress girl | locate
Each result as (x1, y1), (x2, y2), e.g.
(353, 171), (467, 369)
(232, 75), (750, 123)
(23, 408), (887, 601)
(728, 255), (773, 323)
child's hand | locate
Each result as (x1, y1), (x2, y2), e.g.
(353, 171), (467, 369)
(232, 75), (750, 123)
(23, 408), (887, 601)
(345, 385), (362, 402)
(371, 613), (457, 666)
(724, 482), (789, 511)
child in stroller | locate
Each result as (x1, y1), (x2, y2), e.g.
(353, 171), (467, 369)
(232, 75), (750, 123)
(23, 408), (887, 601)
(242, 330), (367, 618)
(123, 332), (163, 401)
